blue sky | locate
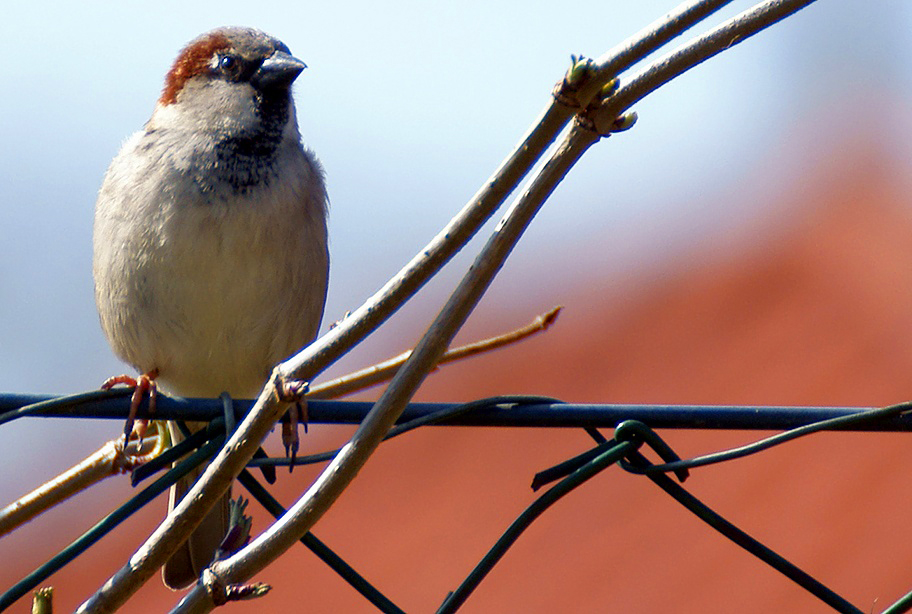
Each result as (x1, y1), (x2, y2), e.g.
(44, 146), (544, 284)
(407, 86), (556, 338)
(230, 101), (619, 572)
(0, 1), (910, 495)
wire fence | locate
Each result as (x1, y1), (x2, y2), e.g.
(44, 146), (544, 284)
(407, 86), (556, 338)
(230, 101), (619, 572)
(2, 392), (911, 613)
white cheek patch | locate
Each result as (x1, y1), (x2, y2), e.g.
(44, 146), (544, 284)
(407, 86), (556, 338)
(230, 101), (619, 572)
(207, 81), (259, 129)
(153, 80), (261, 136)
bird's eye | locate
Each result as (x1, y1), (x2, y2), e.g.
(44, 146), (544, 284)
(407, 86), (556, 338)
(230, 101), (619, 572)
(218, 55), (237, 72)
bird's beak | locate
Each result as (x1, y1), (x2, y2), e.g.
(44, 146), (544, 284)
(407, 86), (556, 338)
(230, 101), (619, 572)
(252, 51), (307, 89)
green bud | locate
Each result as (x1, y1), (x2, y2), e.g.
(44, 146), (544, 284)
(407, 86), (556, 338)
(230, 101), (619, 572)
(566, 55), (593, 88)
(599, 77), (620, 99)
(612, 111), (638, 132)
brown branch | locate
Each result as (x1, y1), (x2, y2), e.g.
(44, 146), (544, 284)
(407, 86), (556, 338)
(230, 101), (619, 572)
(309, 306), (562, 399)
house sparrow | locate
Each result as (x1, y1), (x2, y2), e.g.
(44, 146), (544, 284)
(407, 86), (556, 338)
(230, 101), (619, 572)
(93, 27), (329, 589)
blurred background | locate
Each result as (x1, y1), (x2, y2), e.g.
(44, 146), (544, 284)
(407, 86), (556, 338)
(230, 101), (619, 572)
(3, 1), (912, 611)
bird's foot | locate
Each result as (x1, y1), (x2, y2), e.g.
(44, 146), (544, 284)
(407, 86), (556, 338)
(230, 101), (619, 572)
(102, 368), (159, 446)
(278, 378), (309, 472)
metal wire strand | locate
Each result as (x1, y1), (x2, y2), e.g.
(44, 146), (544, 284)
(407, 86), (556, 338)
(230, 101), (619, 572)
(237, 470), (406, 614)
(436, 439), (637, 613)
(248, 396), (561, 469)
(621, 401), (912, 475)
(621, 437), (862, 613)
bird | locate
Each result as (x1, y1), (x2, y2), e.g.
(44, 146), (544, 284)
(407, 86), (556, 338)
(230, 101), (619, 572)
(92, 26), (329, 589)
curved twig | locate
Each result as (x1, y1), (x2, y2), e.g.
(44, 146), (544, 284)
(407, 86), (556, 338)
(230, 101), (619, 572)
(309, 306), (562, 399)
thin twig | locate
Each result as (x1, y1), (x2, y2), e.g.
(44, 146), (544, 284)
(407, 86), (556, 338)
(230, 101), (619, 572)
(599, 0), (819, 127)
(0, 428), (163, 537)
(590, 0), (735, 81)
(309, 306), (562, 399)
